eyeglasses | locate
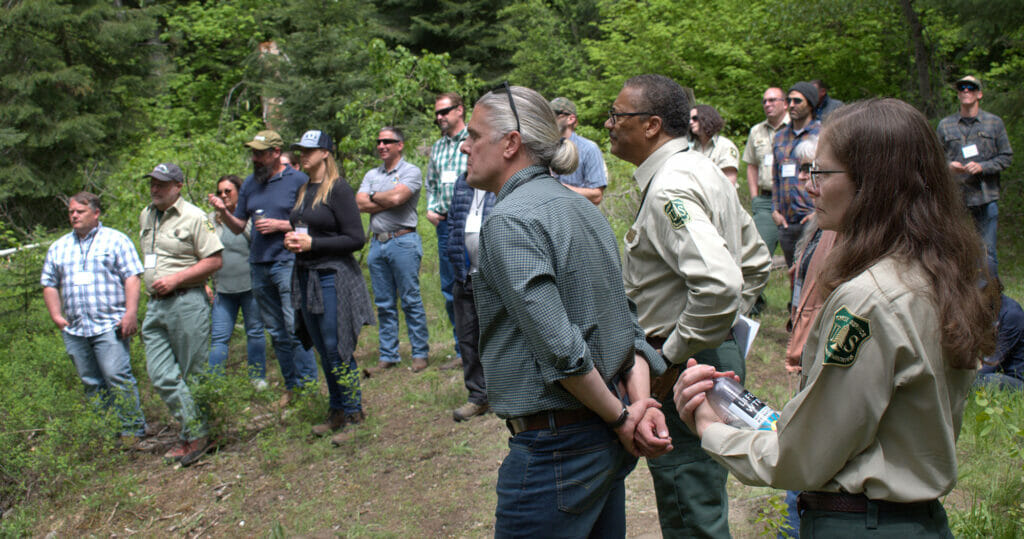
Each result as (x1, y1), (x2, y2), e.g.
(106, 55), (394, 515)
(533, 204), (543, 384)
(763, 97), (783, 104)
(607, 109), (655, 125)
(435, 104), (458, 117)
(957, 83), (979, 92)
(491, 81), (521, 133)
(808, 163), (846, 190)
(554, 110), (571, 116)
(786, 97), (804, 105)
(376, 138), (400, 145)
(690, 116), (699, 122)
(216, 189), (234, 195)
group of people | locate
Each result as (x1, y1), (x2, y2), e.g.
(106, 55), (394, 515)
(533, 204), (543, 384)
(40, 69), (1017, 537)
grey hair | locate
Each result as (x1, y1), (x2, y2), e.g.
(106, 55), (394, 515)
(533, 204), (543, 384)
(793, 136), (818, 163)
(69, 191), (102, 213)
(476, 86), (578, 175)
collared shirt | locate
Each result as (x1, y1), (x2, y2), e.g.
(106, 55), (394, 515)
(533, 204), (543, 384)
(425, 127), (468, 215)
(474, 165), (663, 418)
(623, 138), (771, 363)
(40, 224), (144, 337)
(553, 132), (608, 189)
(936, 109), (1013, 206)
(140, 196), (223, 295)
(742, 116), (789, 191)
(772, 120), (821, 223)
(703, 258), (974, 502)
(814, 95), (844, 123)
(692, 134), (740, 175)
(234, 166), (309, 263)
(358, 158), (422, 233)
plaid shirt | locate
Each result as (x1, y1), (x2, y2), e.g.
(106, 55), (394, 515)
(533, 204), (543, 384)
(772, 120), (821, 223)
(936, 109), (1013, 206)
(474, 166), (663, 418)
(425, 127), (468, 214)
(40, 224), (144, 337)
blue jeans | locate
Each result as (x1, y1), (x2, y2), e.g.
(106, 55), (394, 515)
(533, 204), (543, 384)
(367, 233), (430, 362)
(298, 270), (362, 414)
(779, 489), (801, 538)
(251, 260), (318, 389)
(969, 201), (998, 276)
(63, 329), (147, 436)
(435, 219), (459, 355)
(209, 290), (267, 379)
(495, 418), (637, 538)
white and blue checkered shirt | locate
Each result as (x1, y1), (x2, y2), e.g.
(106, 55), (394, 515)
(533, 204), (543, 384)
(40, 224), (144, 337)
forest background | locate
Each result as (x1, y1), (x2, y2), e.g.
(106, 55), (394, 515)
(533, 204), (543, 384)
(1, 0), (1024, 536)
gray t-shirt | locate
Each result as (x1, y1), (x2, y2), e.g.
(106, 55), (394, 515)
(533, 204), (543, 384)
(464, 188), (486, 274)
(209, 212), (252, 294)
(358, 158), (422, 233)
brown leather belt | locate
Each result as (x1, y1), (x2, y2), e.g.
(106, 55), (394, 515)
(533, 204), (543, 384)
(374, 227), (415, 243)
(506, 408), (598, 436)
(796, 492), (936, 514)
(760, 189), (772, 197)
(646, 336), (679, 401)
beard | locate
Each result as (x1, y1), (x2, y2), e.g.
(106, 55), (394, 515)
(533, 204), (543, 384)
(253, 161), (272, 183)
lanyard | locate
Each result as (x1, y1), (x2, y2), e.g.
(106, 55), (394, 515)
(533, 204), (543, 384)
(76, 229), (96, 269)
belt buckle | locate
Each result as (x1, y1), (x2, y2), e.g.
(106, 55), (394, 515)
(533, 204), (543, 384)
(506, 417), (528, 435)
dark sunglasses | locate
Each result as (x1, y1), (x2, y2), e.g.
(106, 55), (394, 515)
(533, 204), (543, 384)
(216, 189), (234, 195)
(491, 81), (521, 133)
(554, 110), (571, 116)
(435, 104), (458, 117)
(690, 116), (699, 121)
(376, 138), (400, 145)
(957, 83), (979, 92)
(786, 97), (804, 105)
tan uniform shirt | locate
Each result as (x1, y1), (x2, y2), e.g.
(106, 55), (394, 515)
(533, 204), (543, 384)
(693, 134), (740, 174)
(703, 257), (975, 502)
(623, 138), (771, 363)
(140, 196), (223, 294)
(742, 116), (789, 191)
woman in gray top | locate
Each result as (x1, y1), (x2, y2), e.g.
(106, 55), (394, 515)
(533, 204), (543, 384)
(208, 174), (267, 388)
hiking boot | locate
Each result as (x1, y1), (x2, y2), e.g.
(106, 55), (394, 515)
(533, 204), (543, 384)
(439, 356), (462, 371)
(277, 389), (294, 409)
(330, 411), (366, 446)
(411, 356), (428, 373)
(345, 411), (365, 425)
(311, 409), (347, 437)
(364, 361), (397, 378)
(453, 402), (489, 422)
(179, 437), (213, 467)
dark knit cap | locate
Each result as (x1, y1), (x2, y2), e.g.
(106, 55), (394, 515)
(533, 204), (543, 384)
(789, 81), (819, 110)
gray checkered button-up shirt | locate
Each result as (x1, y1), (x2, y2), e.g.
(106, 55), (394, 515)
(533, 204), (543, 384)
(474, 165), (663, 419)
(40, 224), (144, 337)
(936, 109), (1013, 206)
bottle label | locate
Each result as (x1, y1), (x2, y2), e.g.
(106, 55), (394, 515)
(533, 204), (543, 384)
(725, 391), (780, 431)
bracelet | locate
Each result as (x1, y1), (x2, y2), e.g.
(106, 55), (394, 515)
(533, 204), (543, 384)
(607, 405), (629, 429)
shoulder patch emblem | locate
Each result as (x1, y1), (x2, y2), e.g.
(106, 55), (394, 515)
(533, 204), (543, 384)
(204, 220), (215, 232)
(823, 305), (870, 367)
(730, 147), (739, 159)
(663, 199), (690, 229)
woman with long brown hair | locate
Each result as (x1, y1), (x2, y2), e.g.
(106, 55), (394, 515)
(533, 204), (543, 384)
(674, 98), (996, 537)
(283, 130), (374, 445)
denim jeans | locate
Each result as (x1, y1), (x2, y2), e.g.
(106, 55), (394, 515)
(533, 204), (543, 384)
(495, 417), (637, 538)
(435, 219), (459, 355)
(298, 270), (362, 414)
(62, 329), (147, 436)
(209, 290), (267, 379)
(367, 233), (430, 362)
(251, 260), (318, 389)
(969, 201), (998, 276)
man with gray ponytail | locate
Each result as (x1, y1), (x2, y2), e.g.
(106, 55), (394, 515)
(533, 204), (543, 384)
(463, 84), (668, 536)
(607, 74), (771, 538)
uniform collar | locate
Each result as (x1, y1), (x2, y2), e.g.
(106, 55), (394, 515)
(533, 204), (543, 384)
(633, 137), (689, 193)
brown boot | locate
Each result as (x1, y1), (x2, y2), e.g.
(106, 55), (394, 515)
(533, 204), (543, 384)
(330, 411), (366, 446)
(364, 361), (397, 378)
(276, 389), (294, 409)
(411, 356), (428, 372)
(311, 409), (347, 437)
(453, 402), (489, 422)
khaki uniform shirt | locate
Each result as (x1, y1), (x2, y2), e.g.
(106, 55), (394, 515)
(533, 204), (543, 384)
(140, 196), (223, 294)
(742, 116), (789, 191)
(703, 257), (975, 502)
(693, 134), (740, 174)
(623, 138), (771, 363)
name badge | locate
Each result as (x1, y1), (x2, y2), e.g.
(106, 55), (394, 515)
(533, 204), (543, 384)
(441, 171), (457, 184)
(144, 254), (157, 269)
(465, 212), (482, 233)
(294, 226), (308, 235)
(764, 154), (774, 167)
(72, 272), (95, 286)
(781, 163), (797, 178)
(962, 144), (979, 159)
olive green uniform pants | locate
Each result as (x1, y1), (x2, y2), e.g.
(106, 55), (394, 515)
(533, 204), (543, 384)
(800, 500), (952, 538)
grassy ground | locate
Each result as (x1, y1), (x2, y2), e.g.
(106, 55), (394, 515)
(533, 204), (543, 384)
(5, 173), (1024, 537)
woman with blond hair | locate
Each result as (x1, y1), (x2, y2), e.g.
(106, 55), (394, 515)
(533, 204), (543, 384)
(675, 99), (997, 537)
(283, 130), (374, 445)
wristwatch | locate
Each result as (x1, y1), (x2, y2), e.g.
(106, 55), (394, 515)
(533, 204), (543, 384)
(369, 191), (377, 202)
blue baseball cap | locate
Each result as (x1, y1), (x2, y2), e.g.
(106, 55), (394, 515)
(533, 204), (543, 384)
(291, 130), (333, 151)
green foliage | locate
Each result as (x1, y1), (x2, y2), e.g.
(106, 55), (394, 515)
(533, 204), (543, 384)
(754, 491), (790, 537)
(0, 0), (159, 203)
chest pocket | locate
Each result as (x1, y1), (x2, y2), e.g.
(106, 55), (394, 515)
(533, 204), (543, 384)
(974, 130), (997, 158)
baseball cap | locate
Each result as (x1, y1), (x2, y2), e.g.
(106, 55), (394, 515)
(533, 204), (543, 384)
(955, 75), (982, 91)
(144, 162), (184, 183)
(550, 97), (576, 116)
(291, 130), (334, 151)
(244, 130), (285, 150)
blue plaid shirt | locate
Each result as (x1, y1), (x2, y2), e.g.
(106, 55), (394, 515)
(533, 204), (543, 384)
(772, 120), (821, 223)
(40, 224), (144, 337)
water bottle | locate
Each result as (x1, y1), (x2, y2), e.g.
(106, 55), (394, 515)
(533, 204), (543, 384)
(253, 208), (266, 221)
(706, 377), (779, 431)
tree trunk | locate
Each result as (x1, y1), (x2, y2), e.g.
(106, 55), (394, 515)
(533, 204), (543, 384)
(900, 0), (937, 117)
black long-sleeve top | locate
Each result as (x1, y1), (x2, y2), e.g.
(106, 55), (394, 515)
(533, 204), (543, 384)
(289, 179), (366, 267)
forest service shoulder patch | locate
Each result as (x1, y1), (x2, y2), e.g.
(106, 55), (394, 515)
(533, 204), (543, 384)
(823, 305), (870, 367)
(663, 199), (690, 229)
